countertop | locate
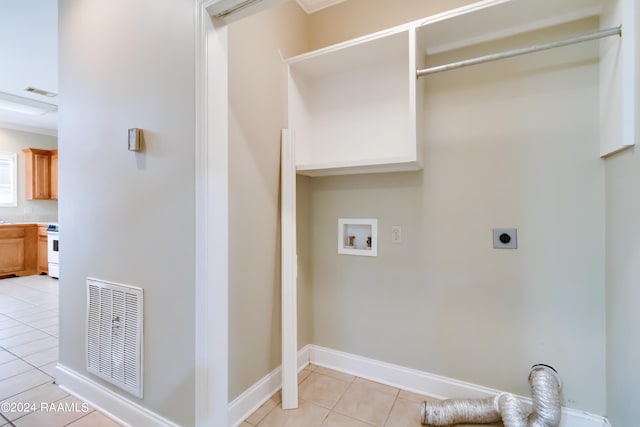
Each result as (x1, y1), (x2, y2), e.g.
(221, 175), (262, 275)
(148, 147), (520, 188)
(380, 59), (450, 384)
(0, 222), (57, 227)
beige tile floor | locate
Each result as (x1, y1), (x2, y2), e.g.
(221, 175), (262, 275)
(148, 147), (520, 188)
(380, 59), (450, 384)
(242, 364), (502, 427)
(0, 275), (121, 426)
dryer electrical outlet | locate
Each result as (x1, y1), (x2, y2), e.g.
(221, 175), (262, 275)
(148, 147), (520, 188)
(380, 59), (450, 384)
(493, 228), (517, 249)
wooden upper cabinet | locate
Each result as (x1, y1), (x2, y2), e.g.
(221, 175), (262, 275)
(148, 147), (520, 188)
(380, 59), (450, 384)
(22, 148), (56, 200)
(50, 150), (58, 200)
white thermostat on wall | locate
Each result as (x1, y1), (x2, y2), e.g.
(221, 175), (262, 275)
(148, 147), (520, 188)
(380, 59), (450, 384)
(338, 218), (378, 257)
(128, 128), (142, 152)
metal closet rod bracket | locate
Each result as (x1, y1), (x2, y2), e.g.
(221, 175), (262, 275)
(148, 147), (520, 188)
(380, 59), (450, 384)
(416, 25), (622, 78)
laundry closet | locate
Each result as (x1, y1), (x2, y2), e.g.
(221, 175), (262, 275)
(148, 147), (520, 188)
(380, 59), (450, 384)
(226, 0), (635, 421)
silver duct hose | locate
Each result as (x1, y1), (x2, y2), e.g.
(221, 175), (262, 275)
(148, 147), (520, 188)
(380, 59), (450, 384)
(420, 396), (501, 425)
(527, 365), (562, 427)
(421, 364), (562, 427)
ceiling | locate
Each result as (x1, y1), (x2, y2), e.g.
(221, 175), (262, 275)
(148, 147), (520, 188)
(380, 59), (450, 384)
(0, 0), (348, 137)
(296, 0), (346, 13)
(0, 1), (58, 136)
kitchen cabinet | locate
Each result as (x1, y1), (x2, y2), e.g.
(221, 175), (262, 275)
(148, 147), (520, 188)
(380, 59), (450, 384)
(23, 148), (58, 200)
(37, 225), (48, 275)
(50, 149), (58, 200)
(284, 0), (636, 176)
(23, 148), (51, 200)
(0, 225), (37, 277)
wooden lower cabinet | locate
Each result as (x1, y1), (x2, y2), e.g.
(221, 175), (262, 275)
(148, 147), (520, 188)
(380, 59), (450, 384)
(38, 225), (48, 275)
(0, 225), (38, 277)
(0, 237), (25, 275)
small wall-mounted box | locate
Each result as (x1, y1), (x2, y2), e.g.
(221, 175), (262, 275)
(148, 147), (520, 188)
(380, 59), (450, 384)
(128, 128), (142, 152)
(338, 218), (377, 257)
(493, 227), (517, 249)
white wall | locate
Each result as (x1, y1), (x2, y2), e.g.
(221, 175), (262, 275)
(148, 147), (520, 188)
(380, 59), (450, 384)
(227, 1), (309, 401)
(605, 149), (640, 427)
(605, 3), (640, 425)
(0, 128), (57, 223)
(305, 13), (606, 414)
(0, 0), (58, 133)
(58, 1), (195, 425)
(54, 0), (629, 422)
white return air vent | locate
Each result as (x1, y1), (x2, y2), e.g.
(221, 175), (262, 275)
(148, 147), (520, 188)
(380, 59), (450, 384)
(87, 278), (143, 398)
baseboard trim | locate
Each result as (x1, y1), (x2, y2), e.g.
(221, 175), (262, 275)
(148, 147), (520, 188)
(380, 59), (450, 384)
(74, 342), (605, 427)
(55, 364), (180, 427)
(227, 345), (310, 427)
(309, 345), (497, 400)
(226, 344), (609, 427)
(308, 345), (609, 427)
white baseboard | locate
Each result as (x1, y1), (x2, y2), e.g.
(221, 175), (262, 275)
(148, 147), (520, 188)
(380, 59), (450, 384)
(55, 364), (181, 427)
(226, 344), (609, 427)
(308, 345), (609, 427)
(227, 345), (310, 427)
(309, 345), (497, 400)
(57, 346), (609, 427)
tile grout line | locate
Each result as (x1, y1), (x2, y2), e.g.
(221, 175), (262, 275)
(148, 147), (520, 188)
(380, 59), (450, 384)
(0, 277), (64, 425)
(306, 366), (360, 423)
(328, 373), (353, 412)
(0, 344), (59, 380)
(382, 395), (400, 427)
(0, 377), (57, 412)
(0, 411), (12, 427)
(62, 410), (95, 427)
(6, 387), (94, 426)
(0, 333), (56, 352)
(255, 367), (401, 427)
(0, 313), (59, 341)
(0, 291), (58, 306)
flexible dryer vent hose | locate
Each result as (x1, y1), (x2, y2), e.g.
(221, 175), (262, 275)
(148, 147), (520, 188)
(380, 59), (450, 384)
(421, 364), (562, 427)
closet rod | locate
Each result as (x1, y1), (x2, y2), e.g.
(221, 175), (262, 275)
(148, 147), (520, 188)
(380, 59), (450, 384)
(417, 26), (621, 78)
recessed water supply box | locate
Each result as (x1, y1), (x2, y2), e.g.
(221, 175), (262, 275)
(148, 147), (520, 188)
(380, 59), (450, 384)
(338, 218), (377, 257)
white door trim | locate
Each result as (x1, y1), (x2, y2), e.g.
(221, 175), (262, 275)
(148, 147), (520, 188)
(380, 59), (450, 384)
(195, 1), (229, 426)
(196, 2), (300, 424)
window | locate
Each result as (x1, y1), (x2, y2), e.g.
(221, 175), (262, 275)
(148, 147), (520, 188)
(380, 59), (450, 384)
(0, 152), (17, 207)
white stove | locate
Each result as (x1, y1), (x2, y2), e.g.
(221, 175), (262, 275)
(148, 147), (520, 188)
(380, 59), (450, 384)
(47, 224), (59, 279)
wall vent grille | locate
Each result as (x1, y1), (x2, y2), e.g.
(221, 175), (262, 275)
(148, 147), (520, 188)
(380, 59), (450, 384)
(87, 278), (143, 398)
